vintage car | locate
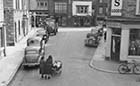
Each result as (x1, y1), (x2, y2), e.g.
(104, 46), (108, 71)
(85, 36), (99, 47)
(35, 29), (49, 43)
(23, 37), (45, 67)
(46, 18), (58, 35)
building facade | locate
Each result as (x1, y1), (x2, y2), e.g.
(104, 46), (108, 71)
(105, 0), (140, 62)
(29, 0), (50, 27)
(95, 0), (109, 26)
(3, 0), (31, 46)
(0, 0), (6, 57)
(29, 0), (107, 27)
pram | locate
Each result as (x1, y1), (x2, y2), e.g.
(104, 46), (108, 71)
(39, 60), (62, 79)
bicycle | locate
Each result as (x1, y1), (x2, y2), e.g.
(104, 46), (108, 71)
(118, 60), (140, 74)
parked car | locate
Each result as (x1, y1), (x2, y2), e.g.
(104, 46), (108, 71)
(23, 37), (45, 67)
(35, 29), (49, 43)
(86, 28), (98, 38)
(85, 36), (99, 47)
(46, 19), (58, 35)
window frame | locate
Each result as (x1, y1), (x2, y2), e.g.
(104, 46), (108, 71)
(54, 2), (67, 13)
(128, 28), (140, 56)
(76, 5), (89, 14)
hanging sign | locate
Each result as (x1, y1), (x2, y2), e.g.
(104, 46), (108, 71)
(111, 0), (123, 16)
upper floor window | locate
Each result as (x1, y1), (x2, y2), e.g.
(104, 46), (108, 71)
(55, 2), (67, 13)
(99, 7), (103, 14)
(37, 1), (48, 7)
(76, 5), (88, 14)
(136, 0), (140, 15)
(99, 0), (103, 3)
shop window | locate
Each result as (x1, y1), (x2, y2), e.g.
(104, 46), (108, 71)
(112, 28), (121, 35)
(55, 2), (67, 13)
(129, 29), (140, 55)
(76, 5), (88, 14)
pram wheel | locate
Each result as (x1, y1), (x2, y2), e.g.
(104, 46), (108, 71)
(41, 74), (44, 78)
(45, 74), (51, 80)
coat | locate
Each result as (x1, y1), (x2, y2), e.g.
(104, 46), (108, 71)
(39, 59), (45, 74)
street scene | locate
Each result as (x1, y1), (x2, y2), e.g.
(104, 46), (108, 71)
(0, 0), (140, 86)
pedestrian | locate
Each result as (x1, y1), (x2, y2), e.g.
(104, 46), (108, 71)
(45, 55), (53, 79)
(39, 56), (45, 78)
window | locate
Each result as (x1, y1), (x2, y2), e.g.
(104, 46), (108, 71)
(40, 2), (44, 7)
(55, 2), (67, 13)
(136, 0), (140, 15)
(99, 7), (103, 14)
(37, 1), (48, 7)
(45, 2), (47, 6)
(76, 5), (88, 14)
(99, 0), (103, 3)
(128, 29), (140, 55)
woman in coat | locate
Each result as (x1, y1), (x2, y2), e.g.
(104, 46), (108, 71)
(39, 56), (45, 78)
(45, 55), (53, 79)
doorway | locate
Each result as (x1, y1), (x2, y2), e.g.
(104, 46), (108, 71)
(110, 28), (121, 62)
(111, 35), (121, 61)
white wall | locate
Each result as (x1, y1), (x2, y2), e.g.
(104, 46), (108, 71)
(72, 1), (92, 16)
(105, 28), (112, 57)
(120, 26), (129, 61)
(0, 0), (4, 27)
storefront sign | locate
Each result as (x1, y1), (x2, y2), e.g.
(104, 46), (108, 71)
(111, 0), (123, 16)
(107, 22), (121, 28)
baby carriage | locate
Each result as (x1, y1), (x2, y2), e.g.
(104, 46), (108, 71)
(39, 60), (62, 79)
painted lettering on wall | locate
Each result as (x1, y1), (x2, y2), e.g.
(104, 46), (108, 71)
(111, 0), (122, 16)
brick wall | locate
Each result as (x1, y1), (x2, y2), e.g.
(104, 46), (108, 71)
(123, 0), (137, 18)
(4, 0), (14, 46)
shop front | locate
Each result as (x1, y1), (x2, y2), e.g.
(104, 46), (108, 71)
(105, 22), (121, 62)
(72, 15), (91, 27)
(55, 15), (67, 27)
(105, 21), (140, 62)
(72, 1), (92, 27)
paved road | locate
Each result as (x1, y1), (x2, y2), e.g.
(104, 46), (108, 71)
(8, 30), (140, 86)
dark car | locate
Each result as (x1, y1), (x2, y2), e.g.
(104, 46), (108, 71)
(46, 19), (58, 35)
(35, 29), (49, 43)
(85, 36), (99, 47)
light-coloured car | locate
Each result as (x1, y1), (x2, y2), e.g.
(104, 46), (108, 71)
(23, 37), (45, 67)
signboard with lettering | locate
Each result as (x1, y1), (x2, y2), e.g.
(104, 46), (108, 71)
(111, 0), (123, 16)
(107, 22), (121, 28)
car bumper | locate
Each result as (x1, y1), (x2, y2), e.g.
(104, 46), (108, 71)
(22, 62), (39, 66)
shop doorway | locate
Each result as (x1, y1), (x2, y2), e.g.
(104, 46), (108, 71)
(111, 35), (121, 61)
(111, 28), (121, 62)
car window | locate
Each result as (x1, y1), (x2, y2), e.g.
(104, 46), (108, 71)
(28, 40), (40, 46)
(26, 50), (38, 54)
